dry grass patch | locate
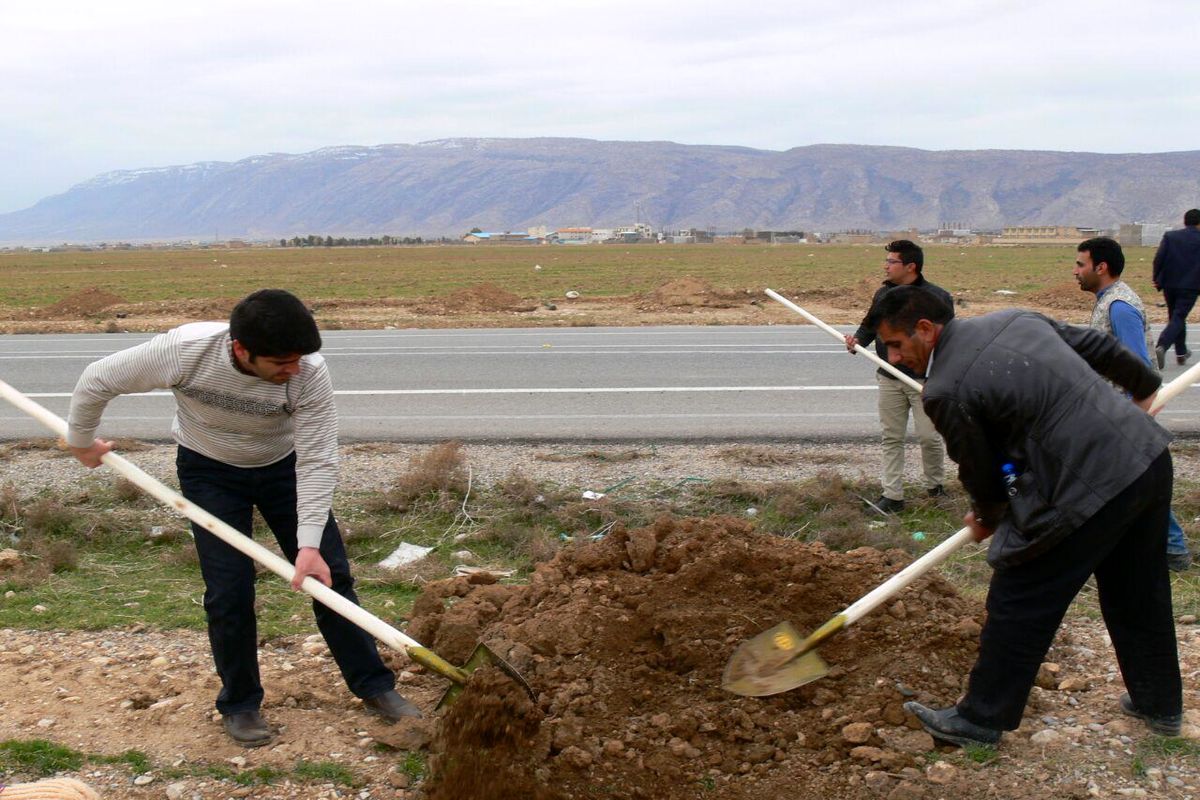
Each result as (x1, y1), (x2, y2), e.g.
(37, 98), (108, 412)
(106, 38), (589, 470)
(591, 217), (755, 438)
(535, 449), (646, 463)
(719, 446), (801, 467)
(370, 441), (469, 513)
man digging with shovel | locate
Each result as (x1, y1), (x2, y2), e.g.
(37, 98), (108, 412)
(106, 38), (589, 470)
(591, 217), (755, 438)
(65, 289), (421, 747)
(869, 286), (1182, 748)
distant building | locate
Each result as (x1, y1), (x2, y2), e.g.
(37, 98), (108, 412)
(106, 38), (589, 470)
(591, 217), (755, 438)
(553, 227), (593, 244)
(461, 231), (543, 245)
(1119, 222), (1170, 247)
(996, 226), (1101, 244)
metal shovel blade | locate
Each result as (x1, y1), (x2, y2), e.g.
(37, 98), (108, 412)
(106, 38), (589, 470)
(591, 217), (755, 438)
(722, 621), (830, 697)
(435, 642), (534, 710)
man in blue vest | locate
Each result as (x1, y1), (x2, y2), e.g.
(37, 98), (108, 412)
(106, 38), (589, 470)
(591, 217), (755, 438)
(1075, 237), (1191, 571)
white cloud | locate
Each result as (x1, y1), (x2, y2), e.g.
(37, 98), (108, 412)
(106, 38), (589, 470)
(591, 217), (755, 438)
(0, 0), (1197, 212)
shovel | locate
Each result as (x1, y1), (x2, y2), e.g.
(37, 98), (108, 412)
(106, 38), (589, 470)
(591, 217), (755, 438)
(723, 309), (1200, 697)
(723, 526), (973, 696)
(0, 378), (530, 709)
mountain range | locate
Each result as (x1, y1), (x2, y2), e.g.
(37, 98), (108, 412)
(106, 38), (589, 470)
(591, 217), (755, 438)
(1, 138), (1198, 243)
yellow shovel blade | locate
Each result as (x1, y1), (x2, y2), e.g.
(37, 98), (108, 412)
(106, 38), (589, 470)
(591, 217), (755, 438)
(435, 642), (534, 710)
(721, 621), (831, 697)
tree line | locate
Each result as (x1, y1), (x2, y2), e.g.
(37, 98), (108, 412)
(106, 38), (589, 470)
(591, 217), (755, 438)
(279, 235), (426, 247)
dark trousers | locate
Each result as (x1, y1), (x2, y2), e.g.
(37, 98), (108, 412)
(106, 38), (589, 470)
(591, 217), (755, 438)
(1158, 288), (1199, 356)
(176, 446), (394, 715)
(958, 451), (1181, 731)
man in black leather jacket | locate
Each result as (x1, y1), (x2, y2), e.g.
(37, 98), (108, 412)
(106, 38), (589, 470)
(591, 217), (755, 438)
(867, 285), (1182, 747)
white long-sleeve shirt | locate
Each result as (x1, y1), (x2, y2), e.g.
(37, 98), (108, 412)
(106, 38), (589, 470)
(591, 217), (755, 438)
(67, 322), (339, 548)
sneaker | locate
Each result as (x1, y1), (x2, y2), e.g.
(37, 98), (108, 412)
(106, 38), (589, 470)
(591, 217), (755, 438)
(1156, 346), (1167, 370)
(1118, 692), (1182, 736)
(1167, 551), (1192, 572)
(362, 689), (423, 722)
(868, 496), (905, 514)
(903, 701), (1001, 748)
(1178, 350), (1193, 366)
(222, 710), (273, 748)
(927, 485), (948, 498)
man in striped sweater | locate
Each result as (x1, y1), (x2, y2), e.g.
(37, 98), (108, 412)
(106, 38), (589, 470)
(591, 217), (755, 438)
(66, 289), (420, 747)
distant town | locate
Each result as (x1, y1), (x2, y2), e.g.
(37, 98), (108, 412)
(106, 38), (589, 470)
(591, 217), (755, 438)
(0, 221), (1174, 253)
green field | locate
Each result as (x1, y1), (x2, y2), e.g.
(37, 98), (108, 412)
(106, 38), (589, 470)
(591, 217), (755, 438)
(0, 243), (1163, 310)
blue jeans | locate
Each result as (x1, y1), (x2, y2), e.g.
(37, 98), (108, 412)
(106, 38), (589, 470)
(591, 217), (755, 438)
(176, 446), (394, 715)
(1168, 509), (1189, 556)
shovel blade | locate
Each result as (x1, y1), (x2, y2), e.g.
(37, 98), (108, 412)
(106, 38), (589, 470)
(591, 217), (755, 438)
(435, 642), (534, 710)
(722, 621), (830, 697)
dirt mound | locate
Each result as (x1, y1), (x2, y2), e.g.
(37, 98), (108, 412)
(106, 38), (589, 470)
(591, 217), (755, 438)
(776, 278), (881, 313)
(1022, 281), (1094, 313)
(414, 515), (987, 799)
(37, 288), (127, 318)
(429, 283), (538, 314)
(639, 277), (745, 309)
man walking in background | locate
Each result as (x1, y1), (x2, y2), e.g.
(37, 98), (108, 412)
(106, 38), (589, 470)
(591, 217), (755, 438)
(1152, 208), (1200, 368)
(844, 239), (952, 513)
(66, 289), (421, 747)
(1075, 237), (1191, 571)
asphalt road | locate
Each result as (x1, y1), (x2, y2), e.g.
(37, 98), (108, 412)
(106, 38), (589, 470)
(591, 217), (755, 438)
(2, 326), (1199, 442)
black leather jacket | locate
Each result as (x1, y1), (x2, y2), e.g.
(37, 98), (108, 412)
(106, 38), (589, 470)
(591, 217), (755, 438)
(922, 311), (1170, 568)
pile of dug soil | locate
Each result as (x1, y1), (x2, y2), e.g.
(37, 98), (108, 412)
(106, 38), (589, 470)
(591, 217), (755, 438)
(412, 516), (988, 799)
(427, 283), (538, 314)
(1022, 281), (1094, 314)
(36, 288), (127, 318)
(638, 277), (745, 309)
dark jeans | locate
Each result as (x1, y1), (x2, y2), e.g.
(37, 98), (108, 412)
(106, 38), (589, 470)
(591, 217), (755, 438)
(957, 450), (1180, 730)
(1158, 288), (1200, 356)
(176, 446), (394, 715)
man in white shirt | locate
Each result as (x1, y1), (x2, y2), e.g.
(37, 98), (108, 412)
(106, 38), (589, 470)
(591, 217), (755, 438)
(67, 289), (420, 747)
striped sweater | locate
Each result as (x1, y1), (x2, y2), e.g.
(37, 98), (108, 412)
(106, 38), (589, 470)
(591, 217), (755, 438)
(67, 322), (339, 549)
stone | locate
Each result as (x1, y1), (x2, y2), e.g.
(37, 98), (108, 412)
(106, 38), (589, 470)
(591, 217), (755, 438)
(1057, 676), (1089, 692)
(0, 549), (21, 569)
(1030, 729), (1061, 746)
(926, 760), (956, 784)
(952, 617), (982, 638)
(865, 770), (892, 793)
(1179, 614), (1197, 625)
(150, 656), (169, 668)
(886, 781), (927, 800)
(1035, 662), (1061, 689)
(559, 746), (592, 769)
(842, 722), (874, 744)
(879, 728), (935, 754)
(133, 774), (155, 785)
(165, 782), (187, 800)
(850, 746), (885, 762)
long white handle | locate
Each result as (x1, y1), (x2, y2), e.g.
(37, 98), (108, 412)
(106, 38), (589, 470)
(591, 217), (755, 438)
(0, 378), (423, 654)
(842, 526), (975, 625)
(765, 288), (924, 392)
(1151, 359), (1200, 413)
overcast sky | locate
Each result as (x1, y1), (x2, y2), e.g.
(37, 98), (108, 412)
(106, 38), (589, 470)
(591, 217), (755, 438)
(1, 0), (1196, 213)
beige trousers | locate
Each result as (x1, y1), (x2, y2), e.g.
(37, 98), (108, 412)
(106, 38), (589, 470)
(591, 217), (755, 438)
(877, 374), (946, 500)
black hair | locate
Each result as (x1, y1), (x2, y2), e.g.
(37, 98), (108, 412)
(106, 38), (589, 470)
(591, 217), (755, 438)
(867, 285), (953, 334)
(1078, 236), (1125, 277)
(1185, 209), (1200, 227)
(886, 239), (924, 273)
(229, 289), (321, 357)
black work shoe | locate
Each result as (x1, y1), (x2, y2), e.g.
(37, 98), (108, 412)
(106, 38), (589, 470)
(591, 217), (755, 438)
(927, 485), (948, 498)
(1168, 551), (1193, 572)
(222, 710), (273, 748)
(1179, 350), (1193, 366)
(867, 496), (905, 514)
(362, 689), (423, 722)
(903, 701), (1001, 748)
(1119, 692), (1182, 736)
(1156, 346), (1167, 370)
